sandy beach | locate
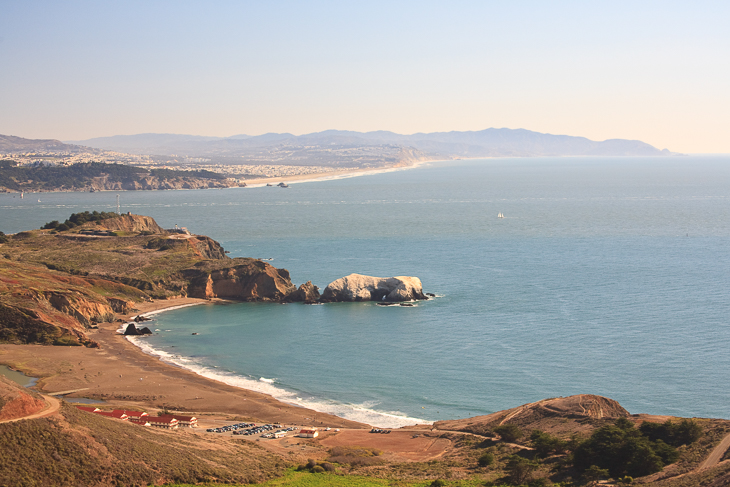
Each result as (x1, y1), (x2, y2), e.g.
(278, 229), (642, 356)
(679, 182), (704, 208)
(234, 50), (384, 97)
(240, 159), (436, 187)
(0, 297), (368, 429)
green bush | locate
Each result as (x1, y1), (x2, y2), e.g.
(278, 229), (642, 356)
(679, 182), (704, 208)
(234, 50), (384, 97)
(478, 452), (494, 467)
(494, 424), (523, 443)
(506, 455), (540, 485)
(531, 430), (567, 457)
(573, 418), (679, 478)
(639, 419), (703, 447)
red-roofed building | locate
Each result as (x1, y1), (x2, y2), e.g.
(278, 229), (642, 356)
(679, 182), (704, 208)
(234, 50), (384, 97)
(75, 405), (101, 413)
(168, 414), (197, 427)
(95, 410), (129, 420)
(112, 410), (148, 421)
(298, 429), (319, 438)
(129, 418), (151, 427)
(147, 416), (179, 429)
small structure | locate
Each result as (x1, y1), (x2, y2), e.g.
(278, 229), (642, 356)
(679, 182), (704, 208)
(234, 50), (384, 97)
(167, 414), (197, 427)
(298, 429), (319, 438)
(95, 410), (129, 421)
(129, 419), (151, 427)
(147, 416), (179, 429)
(112, 410), (148, 421)
(75, 405), (101, 413)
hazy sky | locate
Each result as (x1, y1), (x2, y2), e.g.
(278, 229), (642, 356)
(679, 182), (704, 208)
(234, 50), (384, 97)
(1, 1), (728, 153)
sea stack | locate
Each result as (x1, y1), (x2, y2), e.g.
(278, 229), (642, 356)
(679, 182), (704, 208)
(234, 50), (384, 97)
(320, 274), (427, 303)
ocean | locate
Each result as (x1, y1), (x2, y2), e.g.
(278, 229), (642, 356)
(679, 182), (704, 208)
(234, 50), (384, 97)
(2, 156), (729, 427)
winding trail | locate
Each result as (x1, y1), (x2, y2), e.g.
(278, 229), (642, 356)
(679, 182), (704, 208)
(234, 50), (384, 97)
(699, 431), (730, 471)
(0, 395), (61, 424)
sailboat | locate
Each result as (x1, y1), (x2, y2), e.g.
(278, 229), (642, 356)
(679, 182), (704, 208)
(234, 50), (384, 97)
(497, 212), (504, 218)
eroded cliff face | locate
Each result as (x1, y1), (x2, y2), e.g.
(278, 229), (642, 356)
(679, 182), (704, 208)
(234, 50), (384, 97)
(184, 260), (297, 301)
(86, 175), (240, 191)
(45, 291), (115, 327)
(0, 259), (144, 347)
(145, 235), (228, 260)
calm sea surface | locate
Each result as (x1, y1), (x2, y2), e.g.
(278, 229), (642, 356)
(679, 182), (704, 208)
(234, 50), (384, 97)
(2, 157), (729, 427)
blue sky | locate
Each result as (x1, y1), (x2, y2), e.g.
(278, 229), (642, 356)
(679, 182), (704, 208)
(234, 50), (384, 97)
(0, 1), (728, 152)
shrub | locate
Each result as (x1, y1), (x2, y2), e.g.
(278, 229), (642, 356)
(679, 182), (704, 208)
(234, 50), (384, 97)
(506, 455), (540, 485)
(311, 465), (325, 473)
(573, 418), (678, 478)
(430, 480), (447, 487)
(0, 232), (7, 244)
(531, 430), (567, 458)
(639, 419), (703, 447)
(494, 424), (523, 443)
(478, 452), (494, 467)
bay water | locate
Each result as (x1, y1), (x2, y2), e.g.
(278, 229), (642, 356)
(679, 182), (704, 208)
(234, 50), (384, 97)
(2, 156), (729, 427)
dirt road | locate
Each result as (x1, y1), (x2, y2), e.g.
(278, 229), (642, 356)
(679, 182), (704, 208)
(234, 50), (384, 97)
(0, 394), (61, 424)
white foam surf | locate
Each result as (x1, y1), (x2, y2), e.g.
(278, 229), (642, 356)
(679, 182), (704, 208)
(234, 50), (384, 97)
(127, 333), (431, 428)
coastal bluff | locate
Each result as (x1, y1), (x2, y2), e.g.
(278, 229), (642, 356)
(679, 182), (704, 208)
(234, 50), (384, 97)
(320, 274), (427, 302)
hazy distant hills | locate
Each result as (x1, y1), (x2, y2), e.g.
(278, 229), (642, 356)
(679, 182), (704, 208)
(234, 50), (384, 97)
(0, 134), (91, 153)
(69, 128), (676, 158)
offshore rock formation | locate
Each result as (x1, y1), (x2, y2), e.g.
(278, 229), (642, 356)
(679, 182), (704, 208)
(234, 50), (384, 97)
(320, 274), (427, 303)
(286, 281), (321, 304)
(184, 260), (297, 301)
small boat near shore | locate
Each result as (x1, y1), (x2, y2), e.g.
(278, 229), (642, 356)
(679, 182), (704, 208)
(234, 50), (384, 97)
(497, 212), (504, 218)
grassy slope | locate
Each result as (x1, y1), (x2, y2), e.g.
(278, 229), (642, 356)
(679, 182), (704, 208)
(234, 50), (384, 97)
(0, 403), (285, 487)
(2, 228), (257, 299)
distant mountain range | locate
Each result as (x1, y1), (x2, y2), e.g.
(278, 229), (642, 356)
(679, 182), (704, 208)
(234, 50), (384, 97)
(67, 128), (678, 158)
(1, 129), (678, 164)
(0, 134), (91, 153)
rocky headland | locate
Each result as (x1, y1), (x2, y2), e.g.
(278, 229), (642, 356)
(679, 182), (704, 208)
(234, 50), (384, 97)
(0, 213), (429, 347)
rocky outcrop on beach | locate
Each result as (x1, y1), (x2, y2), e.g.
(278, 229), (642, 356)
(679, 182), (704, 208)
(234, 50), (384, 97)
(320, 274), (427, 302)
(184, 260), (297, 301)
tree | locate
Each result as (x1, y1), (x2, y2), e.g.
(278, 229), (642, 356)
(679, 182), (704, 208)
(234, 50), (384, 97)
(582, 465), (610, 484)
(495, 424), (524, 443)
(573, 419), (675, 478)
(531, 430), (568, 458)
(505, 455), (540, 485)
(478, 452), (494, 467)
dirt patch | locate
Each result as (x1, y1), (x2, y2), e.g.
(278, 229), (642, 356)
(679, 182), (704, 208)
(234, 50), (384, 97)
(319, 429), (450, 462)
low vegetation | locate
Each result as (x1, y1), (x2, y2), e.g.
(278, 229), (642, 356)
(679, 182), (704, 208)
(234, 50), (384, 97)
(42, 210), (119, 232)
(0, 404), (285, 487)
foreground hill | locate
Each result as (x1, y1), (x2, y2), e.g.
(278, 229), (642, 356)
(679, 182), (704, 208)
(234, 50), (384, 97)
(0, 212), (309, 346)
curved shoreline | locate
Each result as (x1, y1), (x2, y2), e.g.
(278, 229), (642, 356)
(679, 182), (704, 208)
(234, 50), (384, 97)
(126, 299), (431, 428)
